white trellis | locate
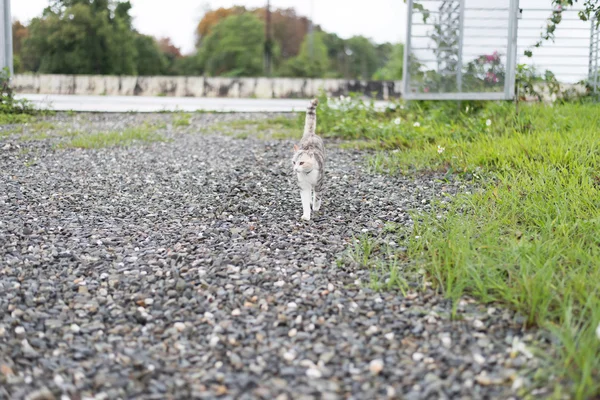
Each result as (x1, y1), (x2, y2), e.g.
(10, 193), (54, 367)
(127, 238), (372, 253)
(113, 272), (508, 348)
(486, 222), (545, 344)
(403, 0), (599, 100)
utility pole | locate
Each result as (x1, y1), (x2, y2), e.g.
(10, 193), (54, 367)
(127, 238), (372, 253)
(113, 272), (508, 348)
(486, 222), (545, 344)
(0, 0), (13, 75)
(264, 0), (272, 76)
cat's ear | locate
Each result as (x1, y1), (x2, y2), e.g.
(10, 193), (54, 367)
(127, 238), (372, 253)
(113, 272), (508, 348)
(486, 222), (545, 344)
(293, 144), (299, 152)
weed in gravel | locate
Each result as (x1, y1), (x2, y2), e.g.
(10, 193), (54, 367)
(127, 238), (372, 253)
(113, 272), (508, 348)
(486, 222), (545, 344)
(173, 113), (191, 127)
(62, 125), (167, 149)
(217, 116), (301, 140)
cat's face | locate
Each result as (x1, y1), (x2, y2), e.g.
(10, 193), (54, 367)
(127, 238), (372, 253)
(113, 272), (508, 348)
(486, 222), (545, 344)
(292, 148), (315, 173)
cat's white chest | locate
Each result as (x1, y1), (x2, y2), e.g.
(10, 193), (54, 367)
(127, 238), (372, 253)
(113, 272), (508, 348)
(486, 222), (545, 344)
(297, 169), (319, 189)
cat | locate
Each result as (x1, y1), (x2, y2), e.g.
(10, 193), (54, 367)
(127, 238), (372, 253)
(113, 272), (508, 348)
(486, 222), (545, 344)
(292, 99), (325, 221)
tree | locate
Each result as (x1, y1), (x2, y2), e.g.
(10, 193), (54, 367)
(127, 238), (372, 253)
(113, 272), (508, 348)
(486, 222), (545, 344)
(195, 6), (246, 46)
(198, 13), (265, 77)
(158, 38), (184, 75)
(22, 1), (137, 75)
(12, 21), (29, 73)
(279, 31), (329, 78)
(373, 43), (404, 80)
(321, 32), (346, 78)
(134, 34), (168, 75)
(253, 7), (310, 60)
(345, 36), (379, 80)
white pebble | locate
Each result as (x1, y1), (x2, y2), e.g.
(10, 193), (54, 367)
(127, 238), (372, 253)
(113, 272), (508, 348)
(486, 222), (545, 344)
(412, 352), (424, 361)
(473, 319), (485, 329)
(287, 302), (298, 310)
(231, 309), (241, 316)
(144, 298), (154, 305)
(369, 359), (384, 375)
(174, 322), (186, 332)
(53, 374), (65, 386)
(366, 326), (379, 335)
(384, 332), (395, 341)
(288, 328), (298, 338)
(14, 326), (25, 335)
(473, 353), (486, 365)
(70, 324), (81, 333)
(441, 336), (452, 348)
(327, 283), (334, 291)
(274, 280), (285, 287)
(209, 336), (220, 347)
(204, 311), (214, 320)
(306, 368), (322, 379)
(283, 350), (296, 361)
(512, 377), (524, 391)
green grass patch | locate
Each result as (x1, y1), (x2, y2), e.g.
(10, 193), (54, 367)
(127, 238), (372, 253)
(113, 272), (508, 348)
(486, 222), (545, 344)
(0, 113), (34, 125)
(62, 126), (166, 149)
(216, 115), (302, 140)
(325, 94), (600, 398)
(173, 113), (191, 127)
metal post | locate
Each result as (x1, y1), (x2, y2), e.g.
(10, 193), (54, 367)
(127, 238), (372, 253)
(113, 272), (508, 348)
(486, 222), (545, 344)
(588, 17), (595, 87)
(594, 18), (600, 95)
(456, 0), (465, 92)
(505, 0), (519, 100)
(402, 0), (414, 97)
(0, 0), (13, 75)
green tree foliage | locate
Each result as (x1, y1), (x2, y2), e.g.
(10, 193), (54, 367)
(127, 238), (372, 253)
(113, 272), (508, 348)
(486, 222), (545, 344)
(198, 13), (265, 77)
(321, 32), (346, 78)
(134, 34), (168, 76)
(373, 43), (404, 80)
(345, 36), (379, 80)
(12, 21), (28, 73)
(22, 1), (137, 74)
(279, 31), (329, 78)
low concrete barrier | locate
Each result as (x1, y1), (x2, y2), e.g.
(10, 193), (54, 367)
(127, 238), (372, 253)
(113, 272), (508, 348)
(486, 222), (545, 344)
(12, 74), (403, 100)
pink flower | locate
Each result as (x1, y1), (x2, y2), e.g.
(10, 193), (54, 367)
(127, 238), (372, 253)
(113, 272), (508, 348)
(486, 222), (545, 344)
(424, 87), (430, 93)
(485, 71), (498, 83)
(485, 51), (500, 63)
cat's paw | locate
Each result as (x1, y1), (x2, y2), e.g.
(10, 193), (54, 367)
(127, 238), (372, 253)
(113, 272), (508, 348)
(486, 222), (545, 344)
(301, 214), (311, 221)
(312, 201), (321, 211)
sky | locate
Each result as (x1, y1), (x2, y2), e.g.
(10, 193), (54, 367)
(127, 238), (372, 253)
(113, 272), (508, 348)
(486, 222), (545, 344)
(11, 0), (408, 55)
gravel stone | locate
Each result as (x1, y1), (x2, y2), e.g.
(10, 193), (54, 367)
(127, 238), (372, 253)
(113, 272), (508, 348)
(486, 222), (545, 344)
(0, 112), (555, 399)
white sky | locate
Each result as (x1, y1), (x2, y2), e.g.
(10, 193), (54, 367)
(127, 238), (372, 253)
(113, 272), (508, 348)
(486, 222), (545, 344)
(11, 0), (408, 55)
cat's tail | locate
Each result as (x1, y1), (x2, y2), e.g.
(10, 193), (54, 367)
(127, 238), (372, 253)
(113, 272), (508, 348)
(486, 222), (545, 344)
(302, 98), (318, 138)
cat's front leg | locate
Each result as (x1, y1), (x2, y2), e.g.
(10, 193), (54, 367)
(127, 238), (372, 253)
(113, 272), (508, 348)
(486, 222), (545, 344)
(300, 188), (312, 220)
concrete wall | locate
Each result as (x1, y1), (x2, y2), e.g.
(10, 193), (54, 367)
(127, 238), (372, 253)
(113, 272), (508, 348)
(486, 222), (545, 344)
(12, 74), (403, 100)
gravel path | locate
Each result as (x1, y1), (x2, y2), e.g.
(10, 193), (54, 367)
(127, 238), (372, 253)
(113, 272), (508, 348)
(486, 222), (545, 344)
(1, 113), (550, 400)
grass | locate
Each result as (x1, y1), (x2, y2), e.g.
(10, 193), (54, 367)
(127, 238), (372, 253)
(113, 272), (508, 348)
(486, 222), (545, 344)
(62, 125), (166, 149)
(216, 115), (302, 140)
(173, 113), (191, 127)
(0, 113), (34, 125)
(320, 94), (600, 398)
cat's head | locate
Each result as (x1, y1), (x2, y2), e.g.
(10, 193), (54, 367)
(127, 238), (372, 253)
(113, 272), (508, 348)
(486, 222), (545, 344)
(292, 145), (316, 173)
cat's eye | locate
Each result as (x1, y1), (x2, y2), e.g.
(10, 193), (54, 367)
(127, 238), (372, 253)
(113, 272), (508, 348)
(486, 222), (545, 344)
(299, 162), (305, 165)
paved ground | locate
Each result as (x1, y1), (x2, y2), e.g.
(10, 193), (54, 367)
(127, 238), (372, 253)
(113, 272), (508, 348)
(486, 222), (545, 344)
(15, 94), (390, 113)
(0, 113), (551, 399)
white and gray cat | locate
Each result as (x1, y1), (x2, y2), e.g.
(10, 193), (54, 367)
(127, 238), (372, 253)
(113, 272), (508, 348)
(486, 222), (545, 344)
(292, 99), (325, 221)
